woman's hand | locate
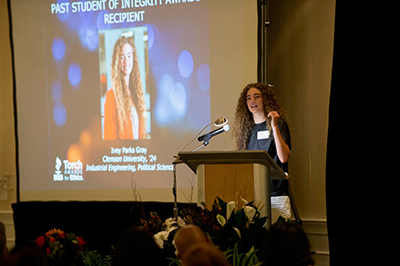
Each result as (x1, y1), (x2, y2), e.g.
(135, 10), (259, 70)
(267, 111), (290, 163)
(267, 111), (280, 128)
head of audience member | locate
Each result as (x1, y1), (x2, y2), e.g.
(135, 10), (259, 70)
(1, 244), (46, 266)
(0, 222), (8, 261)
(262, 218), (315, 266)
(114, 227), (161, 266)
(180, 242), (230, 266)
(173, 225), (210, 260)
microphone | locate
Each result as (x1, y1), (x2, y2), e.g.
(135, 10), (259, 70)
(198, 124), (230, 142)
(180, 117), (229, 152)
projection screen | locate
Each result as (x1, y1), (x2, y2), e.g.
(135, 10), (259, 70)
(10, 0), (257, 202)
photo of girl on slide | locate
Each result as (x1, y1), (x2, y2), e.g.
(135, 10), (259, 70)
(103, 33), (148, 140)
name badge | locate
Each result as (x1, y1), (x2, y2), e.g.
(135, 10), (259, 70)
(257, 130), (270, 140)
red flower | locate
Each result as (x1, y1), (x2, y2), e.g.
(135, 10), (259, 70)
(59, 231), (65, 238)
(75, 236), (85, 247)
(49, 237), (56, 242)
(35, 236), (45, 247)
(46, 248), (51, 254)
(213, 225), (221, 231)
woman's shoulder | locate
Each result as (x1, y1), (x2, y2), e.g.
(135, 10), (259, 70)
(105, 88), (115, 99)
(278, 119), (289, 128)
(104, 88), (116, 110)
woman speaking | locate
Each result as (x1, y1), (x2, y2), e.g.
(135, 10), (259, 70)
(232, 83), (291, 219)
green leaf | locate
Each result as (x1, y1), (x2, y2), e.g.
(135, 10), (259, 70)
(235, 208), (247, 227)
(246, 200), (255, 206)
(245, 248), (260, 266)
(217, 196), (227, 214)
(167, 257), (181, 266)
(233, 242), (239, 266)
(238, 252), (246, 265)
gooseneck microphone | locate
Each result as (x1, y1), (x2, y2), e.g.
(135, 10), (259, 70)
(198, 124), (230, 142)
(173, 118), (229, 220)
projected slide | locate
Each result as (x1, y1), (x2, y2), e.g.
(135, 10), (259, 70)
(15, 0), (211, 196)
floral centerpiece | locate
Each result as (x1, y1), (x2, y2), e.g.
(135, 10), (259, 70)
(34, 228), (86, 266)
(181, 196), (267, 262)
(152, 216), (186, 250)
(138, 211), (186, 250)
(138, 196), (267, 265)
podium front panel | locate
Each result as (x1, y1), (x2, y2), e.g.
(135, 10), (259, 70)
(197, 164), (254, 209)
(197, 163), (271, 227)
(178, 151), (279, 227)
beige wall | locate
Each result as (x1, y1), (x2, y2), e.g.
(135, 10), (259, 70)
(269, 0), (335, 220)
(0, 0), (17, 212)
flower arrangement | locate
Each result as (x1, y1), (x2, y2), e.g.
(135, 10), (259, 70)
(153, 216), (186, 249)
(81, 249), (113, 266)
(139, 212), (165, 236)
(136, 197), (267, 265)
(135, 211), (186, 265)
(137, 211), (186, 250)
(181, 196), (267, 261)
(34, 228), (86, 266)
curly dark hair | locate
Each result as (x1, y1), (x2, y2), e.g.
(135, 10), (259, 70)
(232, 83), (287, 150)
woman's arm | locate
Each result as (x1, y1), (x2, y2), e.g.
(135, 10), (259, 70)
(268, 111), (291, 163)
(104, 89), (117, 140)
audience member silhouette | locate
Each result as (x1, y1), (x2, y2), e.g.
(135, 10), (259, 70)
(1, 244), (46, 266)
(180, 242), (230, 266)
(173, 225), (210, 260)
(113, 227), (161, 266)
(262, 218), (315, 266)
(0, 222), (8, 262)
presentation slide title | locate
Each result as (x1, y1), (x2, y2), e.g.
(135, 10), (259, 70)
(51, 0), (201, 24)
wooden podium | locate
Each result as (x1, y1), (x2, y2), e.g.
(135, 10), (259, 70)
(177, 150), (287, 227)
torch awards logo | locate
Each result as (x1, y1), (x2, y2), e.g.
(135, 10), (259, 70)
(53, 157), (63, 181)
(53, 156), (84, 182)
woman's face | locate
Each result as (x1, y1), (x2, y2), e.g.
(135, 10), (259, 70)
(119, 43), (134, 77)
(246, 87), (264, 115)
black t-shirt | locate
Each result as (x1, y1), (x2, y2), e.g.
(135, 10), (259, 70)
(246, 120), (291, 196)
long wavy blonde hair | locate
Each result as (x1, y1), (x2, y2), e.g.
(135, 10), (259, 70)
(232, 83), (287, 150)
(111, 35), (146, 139)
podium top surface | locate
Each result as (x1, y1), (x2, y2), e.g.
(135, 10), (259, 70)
(177, 150), (287, 180)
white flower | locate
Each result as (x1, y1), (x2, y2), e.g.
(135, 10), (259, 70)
(226, 200), (237, 220)
(165, 218), (175, 229)
(167, 226), (178, 233)
(243, 206), (256, 222)
(216, 214), (226, 226)
(241, 196), (249, 205)
(153, 231), (169, 249)
(153, 217), (186, 249)
(165, 217), (186, 230)
(233, 227), (241, 239)
(153, 236), (164, 249)
(176, 216), (186, 227)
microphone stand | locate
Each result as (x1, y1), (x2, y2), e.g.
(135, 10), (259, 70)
(171, 118), (228, 221)
(172, 138), (210, 221)
(172, 156), (183, 221)
(192, 138), (210, 152)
